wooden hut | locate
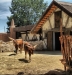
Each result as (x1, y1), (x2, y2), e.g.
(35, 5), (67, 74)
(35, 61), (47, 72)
(31, 0), (72, 51)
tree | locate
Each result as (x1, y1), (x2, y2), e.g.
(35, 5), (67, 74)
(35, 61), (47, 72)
(7, 0), (48, 32)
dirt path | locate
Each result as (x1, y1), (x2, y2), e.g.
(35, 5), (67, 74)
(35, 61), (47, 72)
(0, 51), (64, 75)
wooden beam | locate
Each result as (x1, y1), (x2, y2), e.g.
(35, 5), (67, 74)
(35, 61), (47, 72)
(36, 27), (41, 29)
(45, 14), (51, 17)
(49, 10), (54, 13)
(50, 9), (55, 12)
(65, 16), (69, 27)
(51, 7), (56, 9)
(36, 26), (41, 28)
(49, 18), (52, 29)
(43, 17), (47, 19)
(50, 8), (56, 11)
(46, 11), (53, 16)
(39, 23), (43, 25)
(37, 25), (42, 27)
(42, 19), (46, 21)
(42, 18), (47, 20)
(52, 5), (56, 7)
(40, 21), (45, 23)
(45, 13), (50, 15)
(44, 15), (49, 18)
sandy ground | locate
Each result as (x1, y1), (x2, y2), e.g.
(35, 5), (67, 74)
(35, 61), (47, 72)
(0, 51), (65, 75)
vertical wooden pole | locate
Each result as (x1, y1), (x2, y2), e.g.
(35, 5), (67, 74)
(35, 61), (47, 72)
(59, 18), (64, 58)
(60, 19), (63, 36)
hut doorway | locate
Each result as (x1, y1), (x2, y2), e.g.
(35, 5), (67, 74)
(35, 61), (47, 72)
(16, 32), (21, 39)
(70, 31), (72, 35)
(55, 32), (61, 50)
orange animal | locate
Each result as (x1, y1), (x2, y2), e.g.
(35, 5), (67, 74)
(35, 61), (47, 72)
(9, 37), (37, 62)
(24, 41), (37, 62)
(9, 37), (23, 54)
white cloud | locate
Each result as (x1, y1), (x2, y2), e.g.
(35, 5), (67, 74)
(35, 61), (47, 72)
(0, 0), (12, 3)
(0, 12), (11, 19)
(0, 0), (12, 20)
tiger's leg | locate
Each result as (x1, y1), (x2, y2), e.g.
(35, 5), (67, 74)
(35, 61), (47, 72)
(28, 51), (31, 62)
(15, 45), (18, 54)
(25, 50), (27, 60)
(19, 44), (23, 53)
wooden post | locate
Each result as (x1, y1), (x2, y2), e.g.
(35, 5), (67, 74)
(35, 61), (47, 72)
(59, 18), (64, 58)
(60, 19), (63, 36)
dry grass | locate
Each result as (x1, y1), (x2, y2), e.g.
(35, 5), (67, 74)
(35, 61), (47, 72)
(0, 51), (64, 75)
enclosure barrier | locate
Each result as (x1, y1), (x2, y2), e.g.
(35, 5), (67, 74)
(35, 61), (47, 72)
(59, 19), (72, 71)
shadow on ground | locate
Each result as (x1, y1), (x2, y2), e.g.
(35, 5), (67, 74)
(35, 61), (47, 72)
(8, 53), (16, 56)
(16, 69), (67, 75)
(34, 51), (62, 55)
(44, 69), (67, 75)
(17, 72), (24, 75)
(18, 58), (29, 63)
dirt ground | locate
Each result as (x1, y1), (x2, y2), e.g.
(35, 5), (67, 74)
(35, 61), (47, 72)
(0, 51), (66, 75)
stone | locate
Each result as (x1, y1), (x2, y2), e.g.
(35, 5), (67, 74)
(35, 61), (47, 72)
(0, 40), (15, 53)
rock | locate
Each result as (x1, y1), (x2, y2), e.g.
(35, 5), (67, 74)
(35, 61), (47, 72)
(0, 40), (15, 53)
(29, 41), (46, 50)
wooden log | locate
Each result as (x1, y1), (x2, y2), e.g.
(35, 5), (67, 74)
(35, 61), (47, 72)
(59, 36), (64, 59)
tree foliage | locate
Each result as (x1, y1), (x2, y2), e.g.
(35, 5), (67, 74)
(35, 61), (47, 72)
(7, 0), (48, 32)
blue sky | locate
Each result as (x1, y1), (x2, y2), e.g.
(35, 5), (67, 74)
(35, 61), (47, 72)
(0, 0), (72, 33)
(0, 0), (11, 32)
